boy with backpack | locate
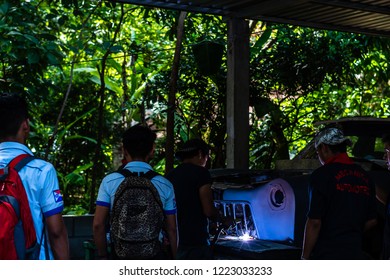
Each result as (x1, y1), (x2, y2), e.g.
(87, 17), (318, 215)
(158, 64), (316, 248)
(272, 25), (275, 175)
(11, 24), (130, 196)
(93, 125), (177, 259)
(0, 92), (69, 260)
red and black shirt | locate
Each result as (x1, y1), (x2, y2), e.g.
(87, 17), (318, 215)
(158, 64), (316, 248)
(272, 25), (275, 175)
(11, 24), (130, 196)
(308, 153), (377, 259)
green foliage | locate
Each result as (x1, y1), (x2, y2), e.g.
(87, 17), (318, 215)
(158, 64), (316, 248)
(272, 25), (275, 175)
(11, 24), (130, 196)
(63, 205), (89, 216)
(0, 0), (64, 93)
(249, 24), (390, 168)
(2, 1), (389, 212)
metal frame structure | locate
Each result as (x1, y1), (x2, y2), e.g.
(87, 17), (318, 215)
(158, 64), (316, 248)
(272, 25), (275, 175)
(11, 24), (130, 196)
(115, 1), (390, 38)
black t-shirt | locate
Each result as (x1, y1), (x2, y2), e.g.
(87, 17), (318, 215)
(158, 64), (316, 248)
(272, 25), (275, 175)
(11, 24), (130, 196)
(166, 163), (212, 246)
(382, 197), (390, 259)
(308, 162), (377, 259)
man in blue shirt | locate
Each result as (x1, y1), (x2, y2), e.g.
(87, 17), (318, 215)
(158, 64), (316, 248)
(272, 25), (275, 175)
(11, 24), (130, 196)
(93, 125), (177, 259)
(0, 92), (69, 259)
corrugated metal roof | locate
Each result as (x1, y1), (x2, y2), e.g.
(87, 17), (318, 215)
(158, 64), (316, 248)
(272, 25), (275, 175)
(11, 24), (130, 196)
(114, 0), (390, 37)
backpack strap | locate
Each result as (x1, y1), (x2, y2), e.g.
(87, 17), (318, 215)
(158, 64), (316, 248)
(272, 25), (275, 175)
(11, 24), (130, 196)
(8, 154), (36, 172)
(117, 168), (134, 178)
(142, 170), (160, 180)
(0, 195), (20, 218)
(117, 169), (159, 180)
(0, 154), (35, 180)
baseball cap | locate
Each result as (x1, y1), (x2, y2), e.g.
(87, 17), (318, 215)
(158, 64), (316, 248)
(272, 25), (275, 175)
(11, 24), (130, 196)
(314, 127), (352, 149)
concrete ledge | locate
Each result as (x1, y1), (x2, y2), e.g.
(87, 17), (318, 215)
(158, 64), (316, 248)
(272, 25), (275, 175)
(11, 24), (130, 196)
(63, 214), (94, 260)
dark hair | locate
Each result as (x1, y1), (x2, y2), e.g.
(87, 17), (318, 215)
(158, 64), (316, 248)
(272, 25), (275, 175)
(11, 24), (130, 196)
(122, 124), (156, 159)
(0, 92), (29, 141)
(175, 138), (210, 161)
(382, 134), (390, 145)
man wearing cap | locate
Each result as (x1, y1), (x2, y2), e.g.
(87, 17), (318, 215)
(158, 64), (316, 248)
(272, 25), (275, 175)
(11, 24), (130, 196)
(301, 127), (377, 259)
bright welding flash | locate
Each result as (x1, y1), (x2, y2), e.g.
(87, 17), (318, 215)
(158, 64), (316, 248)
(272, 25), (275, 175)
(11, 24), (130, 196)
(239, 232), (251, 241)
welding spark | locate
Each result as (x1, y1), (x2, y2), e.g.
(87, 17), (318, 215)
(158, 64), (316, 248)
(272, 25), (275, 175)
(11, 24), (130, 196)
(239, 232), (251, 241)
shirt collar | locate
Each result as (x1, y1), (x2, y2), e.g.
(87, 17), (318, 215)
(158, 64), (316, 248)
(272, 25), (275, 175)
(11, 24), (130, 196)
(0, 141), (33, 155)
(124, 161), (153, 171)
(325, 152), (354, 165)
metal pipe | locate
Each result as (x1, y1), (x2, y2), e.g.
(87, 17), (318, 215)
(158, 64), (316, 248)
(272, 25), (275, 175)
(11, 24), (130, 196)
(242, 203), (248, 233)
(232, 203), (238, 235)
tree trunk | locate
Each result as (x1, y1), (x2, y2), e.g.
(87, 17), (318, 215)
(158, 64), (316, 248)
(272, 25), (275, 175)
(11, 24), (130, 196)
(89, 49), (111, 214)
(165, 11), (187, 174)
(89, 5), (125, 213)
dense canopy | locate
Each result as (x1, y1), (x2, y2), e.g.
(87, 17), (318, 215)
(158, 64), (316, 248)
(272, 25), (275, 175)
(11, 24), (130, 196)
(1, 0), (389, 213)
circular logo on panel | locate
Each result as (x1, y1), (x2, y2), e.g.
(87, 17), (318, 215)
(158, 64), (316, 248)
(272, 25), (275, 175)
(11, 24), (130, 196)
(268, 183), (286, 210)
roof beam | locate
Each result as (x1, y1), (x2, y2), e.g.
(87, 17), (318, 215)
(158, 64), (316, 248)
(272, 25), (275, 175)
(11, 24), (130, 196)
(256, 14), (390, 37)
(114, 0), (231, 16)
(114, 0), (390, 37)
(233, 0), (310, 18)
(313, 0), (390, 15)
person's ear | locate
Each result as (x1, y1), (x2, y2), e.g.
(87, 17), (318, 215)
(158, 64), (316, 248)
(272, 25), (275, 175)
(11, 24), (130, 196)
(20, 119), (30, 142)
(148, 143), (156, 159)
(322, 144), (330, 153)
(22, 118), (30, 132)
(123, 148), (132, 162)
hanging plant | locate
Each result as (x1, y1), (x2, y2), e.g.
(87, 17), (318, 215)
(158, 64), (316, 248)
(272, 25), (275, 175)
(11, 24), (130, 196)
(192, 40), (224, 77)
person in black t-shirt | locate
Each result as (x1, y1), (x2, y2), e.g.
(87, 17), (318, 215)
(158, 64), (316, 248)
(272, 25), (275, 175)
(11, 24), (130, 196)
(301, 127), (377, 260)
(166, 139), (232, 259)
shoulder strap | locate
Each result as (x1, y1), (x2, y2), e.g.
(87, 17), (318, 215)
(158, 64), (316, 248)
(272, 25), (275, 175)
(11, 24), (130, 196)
(117, 168), (134, 178)
(0, 195), (20, 218)
(117, 169), (160, 180)
(0, 154), (35, 180)
(8, 154), (35, 172)
(142, 170), (160, 180)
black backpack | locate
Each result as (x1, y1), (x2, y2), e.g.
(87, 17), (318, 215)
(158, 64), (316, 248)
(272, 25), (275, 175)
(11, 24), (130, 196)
(110, 169), (164, 259)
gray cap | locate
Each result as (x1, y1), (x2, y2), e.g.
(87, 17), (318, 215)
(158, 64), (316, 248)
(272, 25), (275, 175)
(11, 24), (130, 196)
(314, 127), (352, 149)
